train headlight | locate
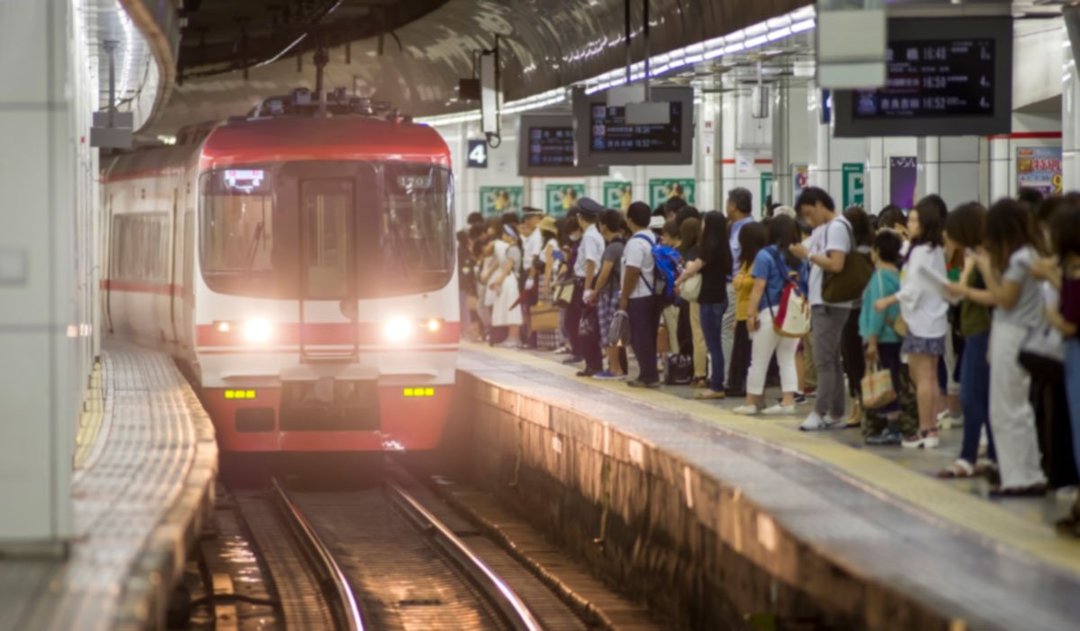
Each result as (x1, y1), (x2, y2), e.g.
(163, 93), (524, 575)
(242, 318), (274, 344)
(424, 318), (443, 333)
(383, 317), (414, 343)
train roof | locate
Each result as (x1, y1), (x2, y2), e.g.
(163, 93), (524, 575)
(198, 116), (452, 170)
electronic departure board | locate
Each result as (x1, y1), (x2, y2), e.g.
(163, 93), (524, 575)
(528, 127), (575, 167)
(589, 102), (683, 153)
(573, 86), (694, 167)
(518, 114), (607, 177)
(834, 17), (1012, 137)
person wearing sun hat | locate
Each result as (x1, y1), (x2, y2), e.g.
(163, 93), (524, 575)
(565, 197), (606, 376)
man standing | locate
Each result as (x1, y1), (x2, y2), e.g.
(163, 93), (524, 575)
(789, 187), (853, 431)
(519, 207), (544, 348)
(567, 198), (605, 376)
(723, 187), (755, 392)
(620, 202), (660, 388)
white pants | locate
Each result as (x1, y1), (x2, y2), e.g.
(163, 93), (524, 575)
(988, 320), (1047, 489)
(943, 327), (961, 395)
(746, 310), (799, 396)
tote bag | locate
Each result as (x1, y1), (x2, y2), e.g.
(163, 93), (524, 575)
(861, 362), (897, 409)
(679, 274), (703, 303)
(767, 249), (811, 338)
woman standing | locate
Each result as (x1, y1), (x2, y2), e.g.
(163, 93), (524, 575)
(840, 206), (874, 426)
(733, 215), (809, 415)
(487, 225), (525, 348)
(593, 210), (628, 380)
(874, 197), (949, 448)
(726, 222), (768, 398)
(679, 211), (732, 400)
(957, 199), (1048, 495)
(534, 215), (562, 351)
(680, 218), (708, 387)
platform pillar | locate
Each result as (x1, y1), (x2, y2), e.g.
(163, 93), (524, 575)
(0, 0), (76, 548)
(917, 136), (986, 209)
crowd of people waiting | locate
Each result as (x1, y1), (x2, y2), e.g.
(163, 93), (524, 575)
(456, 185), (1080, 527)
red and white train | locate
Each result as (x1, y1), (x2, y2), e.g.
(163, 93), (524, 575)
(102, 90), (459, 456)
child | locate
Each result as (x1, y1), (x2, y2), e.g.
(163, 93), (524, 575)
(860, 230), (904, 445)
(593, 210), (628, 380)
(940, 203), (997, 478)
(874, 196), (950, 449)
(1046, 204), (1080, 528)
(954, 198), (1048, 496)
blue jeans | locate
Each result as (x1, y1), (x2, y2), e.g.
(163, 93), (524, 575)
(1066, 339), (1080, 479)
(959, 331), (996, 464)
(699, 302), (728, 392)
(628, 295), (660, 383)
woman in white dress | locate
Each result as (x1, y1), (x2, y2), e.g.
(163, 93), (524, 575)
(488, 225), (524, 346)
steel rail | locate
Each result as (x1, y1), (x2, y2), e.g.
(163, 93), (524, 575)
(386, 481), (544, 631)
(271, 478), (366, 631)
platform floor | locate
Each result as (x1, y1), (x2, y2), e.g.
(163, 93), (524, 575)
(461, 344), (1080, 630)
(0, 341), (217, 631)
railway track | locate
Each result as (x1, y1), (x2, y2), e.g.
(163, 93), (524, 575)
(239, 466), (583, 631)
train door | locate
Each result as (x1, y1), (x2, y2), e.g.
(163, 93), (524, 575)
(298, 177), (358, 362)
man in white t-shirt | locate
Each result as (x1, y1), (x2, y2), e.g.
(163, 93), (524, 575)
(566, 198), (606, 376)
(620, 202), (660, 388)
(789, 187), (852, 431)
(519, 207), (544, 347)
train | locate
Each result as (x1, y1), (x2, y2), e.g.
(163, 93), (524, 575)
(102, 88), (459, 458)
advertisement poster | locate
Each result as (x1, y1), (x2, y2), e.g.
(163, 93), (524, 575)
(545, 183), (586, 218)
(759, 172), (774, 216)
(649, 178), (695, 208)
(842, 163), (865, 209)
(888, 156), (918, 209)
(479, 186), (524, 218)
(602, 181), (633, 212)
(792, 163), (810, 201)
(1016, 146), (1063, 196)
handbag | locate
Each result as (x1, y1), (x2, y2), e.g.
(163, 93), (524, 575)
(554, 281), (574, 308)
(1019, 324), (1065, 381)
(860, 362), (897, 409)
(767, 249), (811, 338)
(529, 302), (559, 331)
(609, 310), (630, 346)
(664, 354), (694, 385)
(822, 220), (873, 303)
(679, 274), (703, 302)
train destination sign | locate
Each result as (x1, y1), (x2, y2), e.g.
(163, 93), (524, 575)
(528, 127), (576, 168)
(853, 39), (995, 119)
(833, 16), (1012, 137)
(588, 101), (683, 153)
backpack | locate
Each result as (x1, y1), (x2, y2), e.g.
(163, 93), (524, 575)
(632, 234), (683, 304)
(821, 218), (873, 303)
(766, 248), (811, 338)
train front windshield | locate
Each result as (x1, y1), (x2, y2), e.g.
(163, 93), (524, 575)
(200, 162), (454, 299)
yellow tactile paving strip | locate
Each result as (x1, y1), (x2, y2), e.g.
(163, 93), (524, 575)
(465, 343), (1080, 576)
(74, 361), (104, 470)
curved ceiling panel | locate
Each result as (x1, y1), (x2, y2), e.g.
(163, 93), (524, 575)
(150, 0), (809, 135)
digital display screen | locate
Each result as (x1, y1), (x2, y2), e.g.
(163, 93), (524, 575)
(832, 16), (1012, 137)
(527, 127), (576, 168)
(588, 102), (683, 153)
(220, 168), (270, 194)
(852, 39), (995, 119)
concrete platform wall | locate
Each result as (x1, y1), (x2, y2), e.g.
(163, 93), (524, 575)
(446, 368), (954, 631)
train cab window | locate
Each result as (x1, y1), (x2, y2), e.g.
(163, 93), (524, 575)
(200, 168), (277, 295)
(377, 165), (454, 295)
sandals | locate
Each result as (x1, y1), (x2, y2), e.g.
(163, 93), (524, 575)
(695, 389), (726, 400)
(937, 459), (977, 479)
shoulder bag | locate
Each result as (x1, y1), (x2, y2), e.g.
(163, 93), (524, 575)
(767, 249), (811, 338)
(822, 220), (873, 303)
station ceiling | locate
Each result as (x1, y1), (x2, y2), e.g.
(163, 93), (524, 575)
(149, 0), (810, 135)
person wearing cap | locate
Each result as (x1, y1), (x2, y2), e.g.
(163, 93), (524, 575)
(620, 201), (661, 388)
(567, 197), (606, 377)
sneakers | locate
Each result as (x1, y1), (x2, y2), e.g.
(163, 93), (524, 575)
(561, 355), (584, 365)
(627, 379), (660, 389)
(732, 404), (761, 415)
(937, 410), (963, 430)
(496, 340), (524, 349)
(762, 404), (797, 416)
(799, 411), (845, 431)
(865, 426), (903, 446)
(592, 370), (627, 381)
(901, 430), (940, 449)
(793, 392), (808, 404)
(554, 345), (572, 354)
